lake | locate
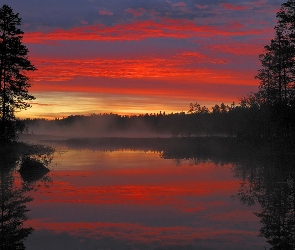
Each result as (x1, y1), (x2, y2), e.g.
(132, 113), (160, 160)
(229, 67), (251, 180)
(1, 138), (294, 249)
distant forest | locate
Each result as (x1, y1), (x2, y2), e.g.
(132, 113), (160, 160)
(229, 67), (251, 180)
(23, 99), (295, 142)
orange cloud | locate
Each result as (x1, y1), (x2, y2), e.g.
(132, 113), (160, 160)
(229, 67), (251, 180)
(27, 55), (256, 87)
(19, 84), (250, 119)
(28, 82), (226, 100)
(29, 102), (56, 107)
(28, 57), (210, 81)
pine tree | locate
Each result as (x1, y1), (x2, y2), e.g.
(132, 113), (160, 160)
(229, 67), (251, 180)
(0, 5), (35, 141)
(255, 22), (295, 106)
(277, 0), (295, 43)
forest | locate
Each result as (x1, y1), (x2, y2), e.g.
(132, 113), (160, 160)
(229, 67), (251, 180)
(22, 99), (295, 143)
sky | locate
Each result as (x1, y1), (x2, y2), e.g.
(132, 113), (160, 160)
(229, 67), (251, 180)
(2, 0), (285, 119)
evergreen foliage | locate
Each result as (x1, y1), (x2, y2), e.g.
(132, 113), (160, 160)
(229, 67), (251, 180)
(238, 0), (295, 140)
(0, 5), (35, 142)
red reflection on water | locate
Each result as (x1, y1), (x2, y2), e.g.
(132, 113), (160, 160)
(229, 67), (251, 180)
(27, 219), (259, 245)
(26, 150), (265, 249)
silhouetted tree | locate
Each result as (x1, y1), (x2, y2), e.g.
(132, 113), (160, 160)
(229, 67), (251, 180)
(255, 29), (295, 106)
(235, 0), (295, 140)
(276, 0), (295, 104)
(256, 177), (295, 250)
(0, 142), (53, 249)
(0, 167), (33, 250)
(277, 0), (295, 44)
(0, 5), (35, 142)
(233, 150), (295, 250)
(212, 104), (221, 113)
(188, 102), (209, 114)
(0, 144), (32, 250)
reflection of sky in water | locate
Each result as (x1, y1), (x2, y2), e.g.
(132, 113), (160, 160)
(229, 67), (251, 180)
(25, 149), (269, 250)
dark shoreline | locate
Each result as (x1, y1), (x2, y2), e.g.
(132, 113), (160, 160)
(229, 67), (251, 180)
(19, 136), (293, 167)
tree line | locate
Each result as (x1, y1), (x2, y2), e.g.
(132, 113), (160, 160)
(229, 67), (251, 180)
(21, 103), (279, 140)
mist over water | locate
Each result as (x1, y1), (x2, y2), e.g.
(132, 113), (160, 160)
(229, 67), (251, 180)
(23, 113), (234, 140)
(24, 116), (172, 139)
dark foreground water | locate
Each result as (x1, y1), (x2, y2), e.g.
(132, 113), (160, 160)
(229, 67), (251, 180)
(1, 138), (294, 249)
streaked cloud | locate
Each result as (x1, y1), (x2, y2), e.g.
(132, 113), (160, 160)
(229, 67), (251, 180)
(6, 0), (285, 118)
(24, 18), (270, 44)
(220, 3), (253, 11)
(172, 2), (187, 8)
(126, 8), (144, 17)
(99, 9), (113, 16)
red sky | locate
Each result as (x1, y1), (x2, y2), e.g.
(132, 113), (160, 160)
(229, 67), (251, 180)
(7, 0), (283, 118)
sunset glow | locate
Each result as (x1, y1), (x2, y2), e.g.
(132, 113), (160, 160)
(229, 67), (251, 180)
(9, 0), (283, 118)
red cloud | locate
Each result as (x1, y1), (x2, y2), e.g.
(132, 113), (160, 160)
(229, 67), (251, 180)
(209, 43), (263, 56)
(23, 18), (266, 43)
(177, 51), (206, 59)
(172, 2), (187, 7)
(221, 3), (252, 11)
(195, 4), (209, 9)
(27, 54), (253, 87)
(28, 57), (213, 81)
(99, 10), (113, 16)
(26, 56), (257, 111)
(176, 51), (229, 64)
(126, 8), (144, 17)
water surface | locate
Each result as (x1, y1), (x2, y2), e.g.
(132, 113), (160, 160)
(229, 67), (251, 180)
(23, 142), (269, 250)
(3, 138), (294, 249)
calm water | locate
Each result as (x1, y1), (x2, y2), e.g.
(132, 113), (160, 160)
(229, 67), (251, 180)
(2, 138), (294, 249)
